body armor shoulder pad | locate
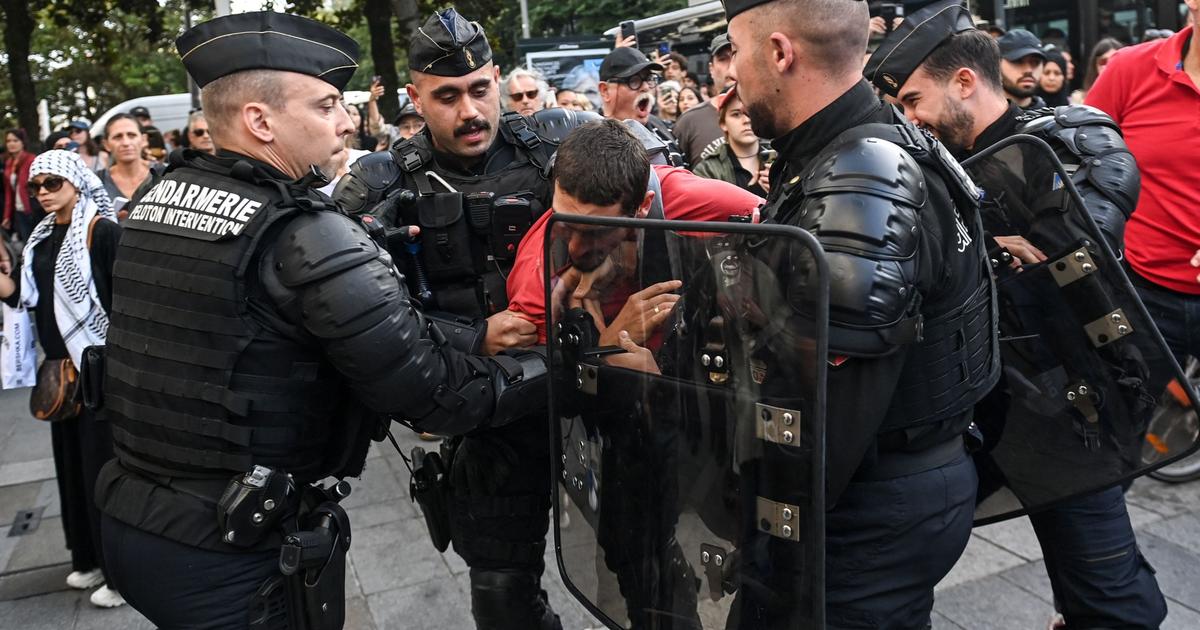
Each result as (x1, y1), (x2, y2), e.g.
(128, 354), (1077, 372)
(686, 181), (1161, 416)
(273, 211), (381, 288)
(795, 136), (926, 356)
(333, 149), (405, 216)
(529, 108), (602, 145)
(1053, 104), (1120, 130)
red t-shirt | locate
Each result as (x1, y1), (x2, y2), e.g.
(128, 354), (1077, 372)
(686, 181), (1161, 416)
(507, 165), (763, 342)
(1085, 27), (1200, 294)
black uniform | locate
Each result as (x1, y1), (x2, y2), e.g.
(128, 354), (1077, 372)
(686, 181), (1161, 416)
(763, 80), (998, 626)
(865, 3), (1166, 627)
(97, 12), (546, 630)
(960, 103), (1165, 630)
(332, 10), (576, 630)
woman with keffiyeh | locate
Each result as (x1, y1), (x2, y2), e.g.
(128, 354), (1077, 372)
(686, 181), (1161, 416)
(0, 150), (125, 609)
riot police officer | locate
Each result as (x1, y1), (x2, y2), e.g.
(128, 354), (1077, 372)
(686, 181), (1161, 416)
(333, 9), (583, 630)
(866, 3), (1167, 627)
(724, 0), (1000, 625)
(94, 12), (546, 629)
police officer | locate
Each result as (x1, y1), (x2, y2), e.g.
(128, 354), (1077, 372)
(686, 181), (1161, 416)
(334, 9), (576, 630)
(866, 3), (1165, 628)
(95, 12), (546, 629)
(724, 0), (999, 625)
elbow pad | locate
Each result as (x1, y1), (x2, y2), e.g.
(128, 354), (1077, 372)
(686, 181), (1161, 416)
(488, 347), (548, 429)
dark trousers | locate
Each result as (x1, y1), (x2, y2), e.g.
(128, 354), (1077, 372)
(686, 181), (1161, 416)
(825, 451), (977, 629)
(52, 408), (113, 576)
(448, 415), (560, 630)
(1130, 269), (1200, 366)
(1029, 485), (1166, 629)
(102, 514), (278, 630)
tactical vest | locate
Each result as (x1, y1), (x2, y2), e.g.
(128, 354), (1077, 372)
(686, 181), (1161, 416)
(771, 121), (1000, 434)
(106, 155), (342, 482)
(391, 113), (555, 317)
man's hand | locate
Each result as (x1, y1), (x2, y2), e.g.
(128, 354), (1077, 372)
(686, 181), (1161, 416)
(1191, 249), (1200, 283)
(605, 330), (661, 374)
(589, 279), (682, 347)
(615, 35), (637, 49)
(994, 235), (1047, 269)
(483, 309), (537, 355)
(369, 80), (385, 102)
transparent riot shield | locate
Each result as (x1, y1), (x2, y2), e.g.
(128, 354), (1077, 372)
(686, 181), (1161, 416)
(961, 135), (1200, 524)
(544, 214), (828, 630)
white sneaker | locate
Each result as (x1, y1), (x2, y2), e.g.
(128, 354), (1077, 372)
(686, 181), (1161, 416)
(65, 569), (104, 590)
(89, 584), (126, 608)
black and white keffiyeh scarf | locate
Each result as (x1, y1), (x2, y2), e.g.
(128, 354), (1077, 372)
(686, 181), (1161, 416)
(10, 150), (117, 371)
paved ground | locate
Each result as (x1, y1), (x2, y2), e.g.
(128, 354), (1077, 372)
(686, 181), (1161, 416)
(1, 384), (1198, 629)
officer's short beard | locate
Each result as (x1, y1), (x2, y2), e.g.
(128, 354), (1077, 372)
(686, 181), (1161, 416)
(931, 96), (976, 155)
(745, 97), (786, 140)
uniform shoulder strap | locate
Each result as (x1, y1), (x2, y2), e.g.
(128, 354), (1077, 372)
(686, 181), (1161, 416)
(392, 135), (433, 173)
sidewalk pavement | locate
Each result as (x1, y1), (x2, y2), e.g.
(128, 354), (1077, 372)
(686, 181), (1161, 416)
(2, 384), (1198, 629)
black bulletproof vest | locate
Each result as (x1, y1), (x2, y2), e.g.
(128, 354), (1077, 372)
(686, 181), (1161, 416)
(107, 157), (339, 481)
(391, 115), (553, 317)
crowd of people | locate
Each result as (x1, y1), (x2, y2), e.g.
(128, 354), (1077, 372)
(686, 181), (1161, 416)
(0, 1), (1196, 628)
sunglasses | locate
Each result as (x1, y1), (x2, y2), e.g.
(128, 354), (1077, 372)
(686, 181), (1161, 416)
(509, 89), (539, 102)
(29, 176), (66, 194)
(191, 128), (209, 138)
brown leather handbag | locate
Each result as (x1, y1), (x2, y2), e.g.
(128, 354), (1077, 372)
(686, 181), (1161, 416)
(30, 358), (83, 422)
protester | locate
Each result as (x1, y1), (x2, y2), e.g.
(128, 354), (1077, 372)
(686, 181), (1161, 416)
(503, 67), (547, 117)
(96, 114), (153, 216)
(1038, 47), (1071, 106)
(691, 87), (770, 196)
(678, 86), (703, 114)
(1086, 1), (1200, 365)
(655, 80), (682, 124)
(394, 102), (424, 140)
(506, 118), (763, 343)
(598, 47), (676, 144)
(0, 150), (124, 609)
(1084, 37), (1125, 92)
(3, 129), (36, 242)
(141, 126), (167, 163)
(556, 87), (582, 110)
(996, 29), (1047, 108)
(66, 121), (106, 172)
(128, 106), (153, 130)
(660, 51), (688, 83)
(673, 33), (734, 165)
(183, 110), (215, 155)
(343, 102), (372, 150)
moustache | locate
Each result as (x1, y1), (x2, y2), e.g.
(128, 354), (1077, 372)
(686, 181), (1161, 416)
(454, 119), (492, 137)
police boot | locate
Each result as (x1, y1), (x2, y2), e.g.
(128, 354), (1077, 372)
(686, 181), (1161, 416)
(469, 568), (562, 630)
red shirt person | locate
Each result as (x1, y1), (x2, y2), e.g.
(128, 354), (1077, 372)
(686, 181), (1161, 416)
(1085, 24), (1200, 294)
(507, 162), (762, 344)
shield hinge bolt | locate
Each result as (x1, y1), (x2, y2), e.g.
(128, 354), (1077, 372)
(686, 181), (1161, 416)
(1083, 308), (1134, 348)
(755, 403), (802, 446)
(756, 496), (802, 542)
(1049, 247), (1098, 287)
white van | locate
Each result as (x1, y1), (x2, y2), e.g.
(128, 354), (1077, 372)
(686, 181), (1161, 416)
(91, 93), (195, 137)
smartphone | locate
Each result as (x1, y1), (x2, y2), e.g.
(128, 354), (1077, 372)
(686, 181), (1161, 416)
(878, 3), (905, 33)
(372, 75), (382, 84)
(619, 20), (638, 46)
(658, 42), (671, 56)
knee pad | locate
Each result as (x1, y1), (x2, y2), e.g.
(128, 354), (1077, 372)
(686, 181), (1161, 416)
(469, 569), (562, 630)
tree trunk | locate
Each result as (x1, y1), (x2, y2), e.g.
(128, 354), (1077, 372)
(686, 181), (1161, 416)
(388, 0), (420, 76)
(1, 0), (39, 143)
(365, 0), (399, 122)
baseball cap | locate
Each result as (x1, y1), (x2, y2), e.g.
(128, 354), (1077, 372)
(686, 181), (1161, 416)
(710, 33), (731, 55)
(66, 120), (90, 132)
(599, 47), (664, 82)
(996, 29), (1046, 62)
(129, 106), (152, 119)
